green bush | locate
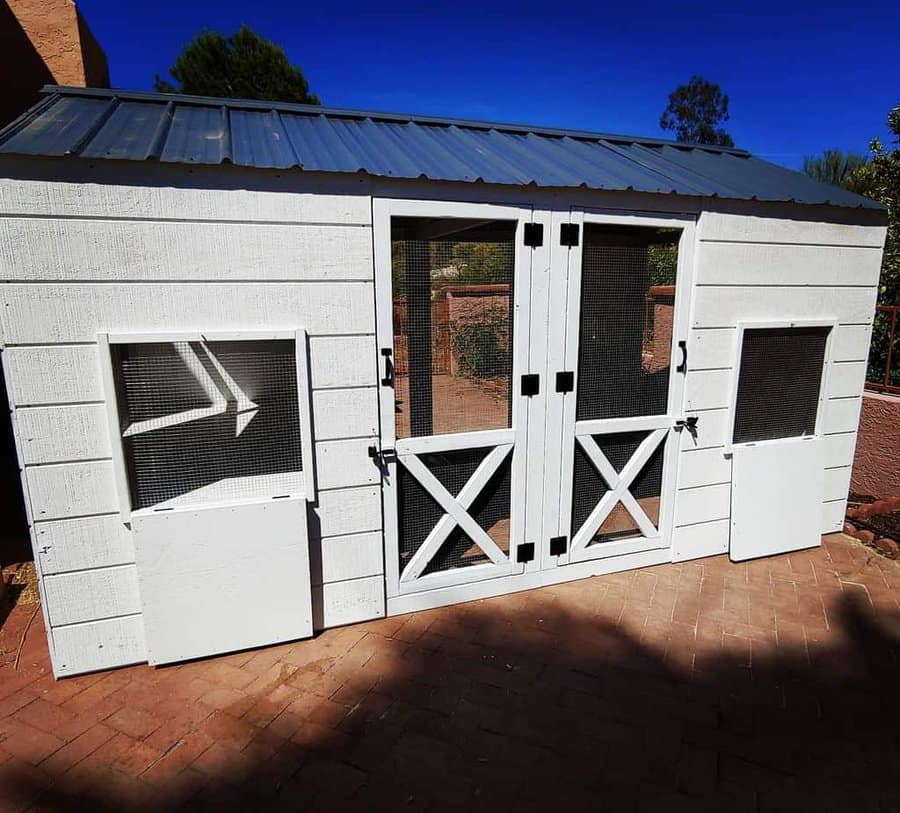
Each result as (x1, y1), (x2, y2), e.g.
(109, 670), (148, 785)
(451, 308), (509, 378)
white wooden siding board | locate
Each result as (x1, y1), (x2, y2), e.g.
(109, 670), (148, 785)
(0, 283), (374, 343)
(35, 514), (134, 575)
(828, 362), (867, 399)
(312, 576), (385, 629)
(313, 388), (378, 440)
(824, 432), (857, 469)
(823, 466), (852, 502)
(51, 615), (146, 677)
(692, 287), (876, 329)
(684, 364), (866, 414)
(1, 219), (373, 282)
(309, 335), (377, 389)
(674, 483), (731, 527)
(697, 212), (886, 248)
(695, 243), (883, 286)
(315, 438), (380, 490)
(823, 397), (863, 435)
(0, 177), (371, 224)
(685, 369), (733, 411)
(831, 325), (872, 361)
(313, 485), (382, 538)
(688, 324), (873, 371)
(2, 345), (102, 405)
(15, 404), (110, 464)
(679, 409), (729, 451)
(672, 519), (730, 562)
(822, 499), (846, 533)
(43, 564), (141, 626)
(3, 337), (377, 406)
(677, 447), (731, 490)
(687, 328), (736, 370)
(16, 394), (377, 473)
(27, 460), (118, 520)
(310, 531), (383, 585)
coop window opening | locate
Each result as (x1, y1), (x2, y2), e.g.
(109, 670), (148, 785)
(99, 329), (315, 522)
(389, 215), (518, 440)
(727, 320), (836, 451)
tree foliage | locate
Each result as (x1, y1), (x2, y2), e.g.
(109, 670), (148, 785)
(154, 25), (320, 104)
(660, 76), (734, 147)
(850, 106), (900, 305)
(802, 150), (869, 192)
(843, 105), (900, 387)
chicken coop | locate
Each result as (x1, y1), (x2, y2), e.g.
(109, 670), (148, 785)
(0, 87), (887, 677)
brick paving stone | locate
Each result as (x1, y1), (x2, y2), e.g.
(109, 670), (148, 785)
(103, 705), (163, 741)
(0, 718), (64, 765)
(0, 533), (896, 810)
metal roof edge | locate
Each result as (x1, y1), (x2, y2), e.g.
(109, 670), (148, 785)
(36, 85), (754, 156)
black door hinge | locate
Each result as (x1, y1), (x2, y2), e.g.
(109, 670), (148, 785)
(550, 536), (568, 556)
(516, 542), (535, 563)
(560, 223), (579, 247)
(523, 222), (543, 248)
(555, 371), (574, 393)
(521, 373), (540, 396)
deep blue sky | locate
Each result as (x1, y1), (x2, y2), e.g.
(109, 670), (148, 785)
(78, 0), (898, 169)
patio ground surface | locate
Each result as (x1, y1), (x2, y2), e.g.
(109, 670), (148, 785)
(1, 533), (898, 811)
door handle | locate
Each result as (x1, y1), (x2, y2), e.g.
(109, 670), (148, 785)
(381, 348), (394, 387)
(676, 340), (688, 374)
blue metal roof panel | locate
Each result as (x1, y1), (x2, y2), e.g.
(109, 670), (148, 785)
(80, 100), (167, 160)
(0, 86), (883, 211)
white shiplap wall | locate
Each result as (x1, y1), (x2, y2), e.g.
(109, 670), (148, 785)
(671, 212), (885, 561)
(0, 172), (385, 676)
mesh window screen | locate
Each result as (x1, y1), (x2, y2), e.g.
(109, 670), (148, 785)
(571, 431), (663, 545)
(577, 225), (680, 421)
(112, 339), (303, 510)
(397, 448), (511, 576)
(733, 326), (829, 444)
(391, 218), (516, 439)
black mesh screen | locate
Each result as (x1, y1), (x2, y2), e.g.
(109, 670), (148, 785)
(576, 225), (680, 421)
(398, 448), (511, 576)
(391, 218), (516, 439)
(733, 327), (829, 444)
(113, 340), (302, 510)
(571, 432), (663, 545)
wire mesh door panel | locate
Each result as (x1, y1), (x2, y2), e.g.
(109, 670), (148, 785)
(559, 217), (688, 564)
(377, 209), (531, 595)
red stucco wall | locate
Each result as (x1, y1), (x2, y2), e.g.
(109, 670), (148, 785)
(850, 391), (900, 498)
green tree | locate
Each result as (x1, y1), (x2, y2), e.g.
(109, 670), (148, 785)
(154, 25), (320, 104)
(660, 76), (734, 147)
(849, 106), (900, 386)
(802, 150), (869, 191)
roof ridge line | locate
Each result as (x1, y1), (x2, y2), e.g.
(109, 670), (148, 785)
(37, 84), (753, 157)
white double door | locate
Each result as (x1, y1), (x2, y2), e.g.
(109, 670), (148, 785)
(374, 200), (695, 600)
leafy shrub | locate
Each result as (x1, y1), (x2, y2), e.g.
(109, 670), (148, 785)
(451, 307), (509, 378)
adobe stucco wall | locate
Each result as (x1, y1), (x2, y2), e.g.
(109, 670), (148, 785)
(8, 0), (90, 86)
(850, 391), (900, 497)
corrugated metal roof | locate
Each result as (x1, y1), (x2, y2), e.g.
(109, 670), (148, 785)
(0, 86), (882, 210)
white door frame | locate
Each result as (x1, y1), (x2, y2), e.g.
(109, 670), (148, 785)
(544, 208), (697, 566)
(373, 197), (546, 598)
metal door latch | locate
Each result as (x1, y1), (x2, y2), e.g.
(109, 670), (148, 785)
(674, 416), (699, 437)
(368, 444), (396, 475)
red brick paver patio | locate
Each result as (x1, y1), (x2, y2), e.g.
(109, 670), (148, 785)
(1, 533), (898, 811)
